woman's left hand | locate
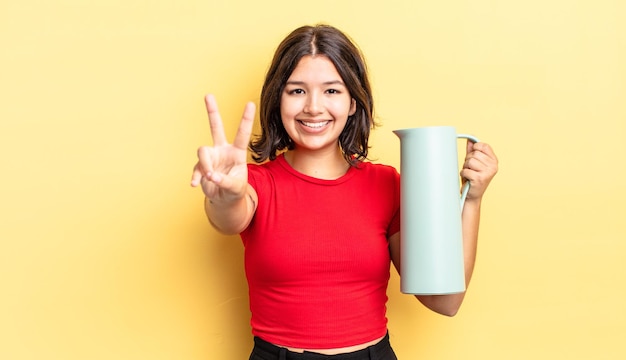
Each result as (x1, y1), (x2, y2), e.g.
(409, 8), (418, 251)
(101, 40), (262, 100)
(460, 141), (498, 200)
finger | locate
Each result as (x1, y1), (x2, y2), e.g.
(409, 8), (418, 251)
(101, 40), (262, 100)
(463, 153), (497, 181)
(190, 165), (204, 187)
(466, 142), (498, 168)
(196, 146), (215, 176)
(465, 150), (488, 167)
(460, 167), (476, 181)
(207, 171), (244, 196)
(205, 94), (228, 146)
(464, 157), (483, 172)
(471, 142), (498, 162)
(466, 139), (475, 154)
(232, 102), (256, 150)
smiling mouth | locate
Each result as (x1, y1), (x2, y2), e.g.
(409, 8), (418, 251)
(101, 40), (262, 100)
(299, 120), (330, 129)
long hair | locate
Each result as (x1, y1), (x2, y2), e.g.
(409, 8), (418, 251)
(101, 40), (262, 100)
(249, 24), (376, 165)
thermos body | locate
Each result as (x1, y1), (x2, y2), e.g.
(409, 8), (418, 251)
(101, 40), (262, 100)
(393, 126), (479, 295)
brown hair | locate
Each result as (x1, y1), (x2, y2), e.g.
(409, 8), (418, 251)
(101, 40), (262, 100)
(249, 24), (376, 165)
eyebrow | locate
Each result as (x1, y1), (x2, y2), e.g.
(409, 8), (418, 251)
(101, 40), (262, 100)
(285, 80), (346, 86)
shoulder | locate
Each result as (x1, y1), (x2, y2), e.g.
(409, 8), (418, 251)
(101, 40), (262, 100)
(247, 156), (290, 191)
(356, 161), (399, 179)
(349, 161), (400, 194)
(247, 161), (273, 186)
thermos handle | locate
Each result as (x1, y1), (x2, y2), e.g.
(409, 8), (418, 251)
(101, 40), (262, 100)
(457, 134), (480, 209)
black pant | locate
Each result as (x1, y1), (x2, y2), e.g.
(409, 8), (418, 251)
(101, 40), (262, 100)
(249, 333), (398, 360)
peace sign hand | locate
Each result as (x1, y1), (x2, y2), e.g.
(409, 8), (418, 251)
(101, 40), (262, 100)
(191, 94), (256, 204)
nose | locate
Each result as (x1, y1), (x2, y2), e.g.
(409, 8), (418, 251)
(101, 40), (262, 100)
(303, 93), (323, 115)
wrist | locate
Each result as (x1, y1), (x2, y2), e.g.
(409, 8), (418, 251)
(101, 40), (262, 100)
(463, 196), (482, 209)
(205, 193), (244, 209)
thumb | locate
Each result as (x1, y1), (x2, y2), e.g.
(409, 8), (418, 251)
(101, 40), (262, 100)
(208, 171), (247, 199)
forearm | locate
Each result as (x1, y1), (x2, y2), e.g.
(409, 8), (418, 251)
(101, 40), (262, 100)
(460, 197), (481, 286)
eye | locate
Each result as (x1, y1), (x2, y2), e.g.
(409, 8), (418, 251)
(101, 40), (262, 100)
(287, 88), (305, 95)
(326, 89), (340, 94)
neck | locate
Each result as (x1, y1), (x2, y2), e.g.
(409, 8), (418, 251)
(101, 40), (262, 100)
(284, 147), (350, 180)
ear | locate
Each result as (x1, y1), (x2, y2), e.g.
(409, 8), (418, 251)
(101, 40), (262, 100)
(349, 98), (357, 116)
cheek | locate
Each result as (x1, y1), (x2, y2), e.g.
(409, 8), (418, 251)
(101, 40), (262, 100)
(280, 100), (297, 120)
(349, 99), (357, 116)
(329, 101), (355, 119)
(279, 108), (296, 136)
(279, 107), (293, 128)
(280, 116), (290, 131)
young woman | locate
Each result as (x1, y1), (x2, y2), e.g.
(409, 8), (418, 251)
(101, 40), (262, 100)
(191, 24), (498, 360)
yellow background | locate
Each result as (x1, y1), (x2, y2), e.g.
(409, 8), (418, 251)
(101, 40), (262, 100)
(2, 0), (625, 359)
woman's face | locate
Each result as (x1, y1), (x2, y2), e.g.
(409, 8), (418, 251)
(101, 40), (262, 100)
(280, 55), (356, 154)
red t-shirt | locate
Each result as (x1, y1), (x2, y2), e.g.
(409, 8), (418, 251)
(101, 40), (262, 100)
(241, 154), (401, 349)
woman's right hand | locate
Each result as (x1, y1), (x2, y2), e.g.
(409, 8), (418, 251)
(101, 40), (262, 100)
(190, 94), (256, 205)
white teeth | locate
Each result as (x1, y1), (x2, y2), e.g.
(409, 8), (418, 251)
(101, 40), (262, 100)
(302, 121), (329, 128)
